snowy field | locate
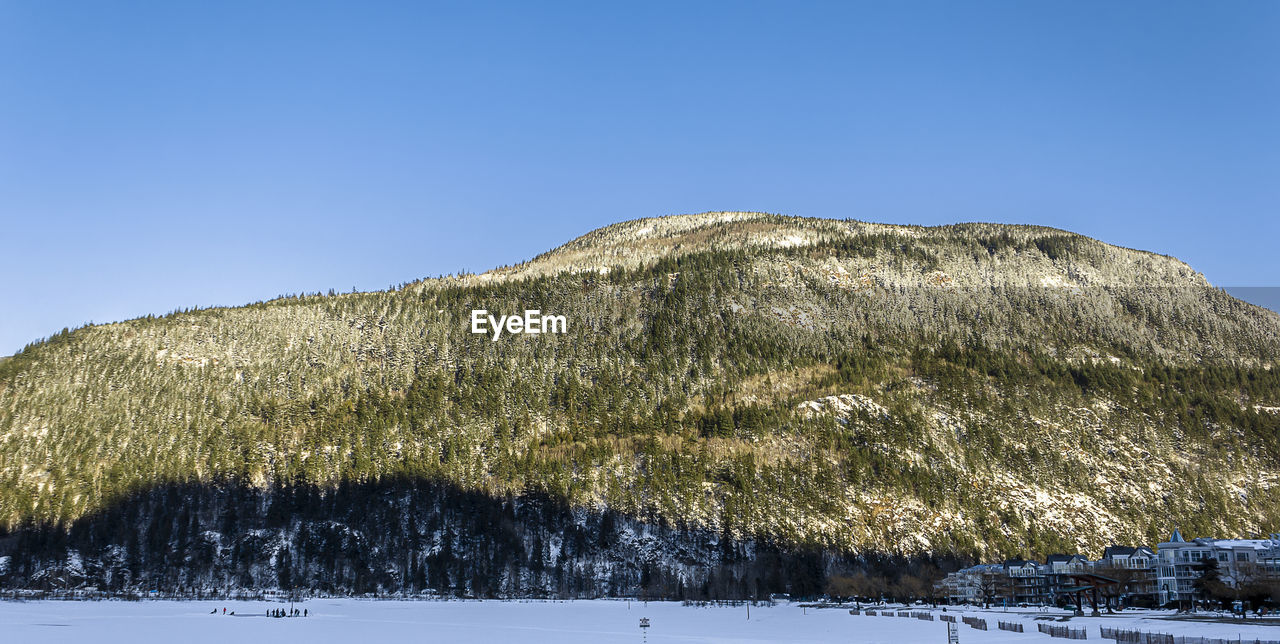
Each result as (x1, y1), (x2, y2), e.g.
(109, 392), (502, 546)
(3, 599), (1280, 643)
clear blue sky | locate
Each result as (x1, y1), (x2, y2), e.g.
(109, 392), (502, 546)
(2, 1), (1277, 354)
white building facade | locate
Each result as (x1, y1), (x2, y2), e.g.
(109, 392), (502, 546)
(1153, 530), (1280, 604)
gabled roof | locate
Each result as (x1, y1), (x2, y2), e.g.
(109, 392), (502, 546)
(1103, 545), (1137, 558)
(1045, 554), (1072, 564)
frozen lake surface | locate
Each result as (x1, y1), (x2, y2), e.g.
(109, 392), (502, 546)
(2, 599), (1279, 643)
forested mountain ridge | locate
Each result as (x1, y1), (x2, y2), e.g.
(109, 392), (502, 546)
(1, 212), (1278, 596)
(429, 212), (1210, 289)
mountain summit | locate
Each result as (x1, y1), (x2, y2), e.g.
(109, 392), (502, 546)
(433, 212), (1208, 288)
(1, 212), (1277, 596)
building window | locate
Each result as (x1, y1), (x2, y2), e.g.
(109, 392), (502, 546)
(1218, 552), (1229, 562)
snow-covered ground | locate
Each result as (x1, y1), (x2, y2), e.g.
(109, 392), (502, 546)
(2, 600), (1279, 643)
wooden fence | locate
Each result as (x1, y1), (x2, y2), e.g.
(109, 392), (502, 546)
(1039, 622), (1088, 639)
(1100, 627), (1280, 644)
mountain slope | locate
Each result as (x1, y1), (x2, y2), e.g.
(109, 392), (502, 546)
(1, 212), (1278, 595)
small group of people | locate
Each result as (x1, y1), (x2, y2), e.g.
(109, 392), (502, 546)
(210, 606), (307, 618)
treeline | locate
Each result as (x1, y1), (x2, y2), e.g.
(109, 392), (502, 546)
(0, 478), (959, 600)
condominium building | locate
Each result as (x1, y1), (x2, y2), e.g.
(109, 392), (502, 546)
(937, 530), (1280, 607)
(1153, 530), (1280, 604)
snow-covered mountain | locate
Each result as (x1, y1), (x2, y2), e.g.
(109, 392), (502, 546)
(1, 212), (1277, 597)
